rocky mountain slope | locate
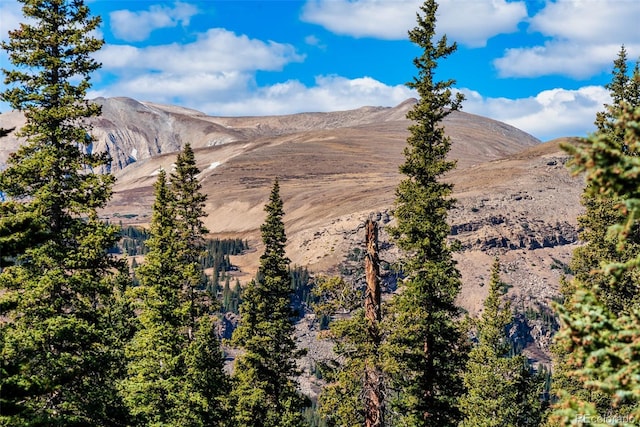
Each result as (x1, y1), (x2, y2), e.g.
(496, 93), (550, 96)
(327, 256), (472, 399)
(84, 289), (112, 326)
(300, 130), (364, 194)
(0, 97), (584, 364)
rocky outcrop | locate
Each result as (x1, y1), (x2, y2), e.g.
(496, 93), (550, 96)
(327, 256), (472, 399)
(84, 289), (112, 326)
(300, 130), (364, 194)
(451, 214), (578, 252)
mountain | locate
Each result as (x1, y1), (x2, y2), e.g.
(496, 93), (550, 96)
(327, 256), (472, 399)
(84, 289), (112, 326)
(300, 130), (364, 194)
(0, 97), (583, 362)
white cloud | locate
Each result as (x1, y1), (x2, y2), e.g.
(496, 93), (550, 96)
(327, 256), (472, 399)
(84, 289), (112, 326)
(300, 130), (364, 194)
(196, 75), (416, 116)
(90, 71), (252, 104)
(530, 0), (640, 45)
(301, 0), (527, 47)
(109, 2), (199, 42)
(436, 0), (527, 48)
(304, 34), (326, 50)
(495, 0), (640, 78)
(96, 29), (304, 74)
(494, 42), (630, 79)
(461, 86), (611, 141)
(91, 28), (307, 108)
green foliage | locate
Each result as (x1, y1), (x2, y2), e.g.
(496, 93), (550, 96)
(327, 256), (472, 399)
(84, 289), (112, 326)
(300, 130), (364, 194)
(170, 143), (211, 331)
(304, 401), (329, 427)
(290, 265), (315, 314)
(117, 226), (151, 256)
(0, 1), (131, 424)
(567, 45), (640, 314)
(230, 178), (308, 426)
(459, 260), (544, 427)
(594, 46), (640, 145)
(550, 47), (640, 423)
(221, 278), (243, 314)
(383, 1), (467, 425)
(550, 103), (640, 425)
(312, 275), (382, 426)
(120, 170), (186, 425)
(201, 238), (247, 270)
(120, 167), (228, 426)
(179, 315), (230, 427)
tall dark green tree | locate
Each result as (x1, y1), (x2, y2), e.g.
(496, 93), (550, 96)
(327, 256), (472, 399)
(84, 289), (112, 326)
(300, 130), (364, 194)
(550, 46), (640, 420)
(230, 178), (307, 426)
(170, 143), (229, 424)
(170, 143), (210, 335)
(383, 1), (466, 425)
(120, 169), (228, 426)
(459, 260), (543, 427)
(178, 314), (230, 427)
(550, 103), (640, 426)
(120, 170), (186, 426)
(571, 46), (640, 313)
(0, 1), (127, 425)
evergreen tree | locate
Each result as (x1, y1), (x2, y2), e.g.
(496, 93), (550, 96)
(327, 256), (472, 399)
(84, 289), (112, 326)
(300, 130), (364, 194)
(594, 46), (640, 146)
(313, 275), (375, 427)
(383, 1), (467, 425)
(459, 260), (542, 427)
(230, 178), (308, 426)
(120, 170), (186, 426)
(178, 314), (230, 427)
(120, 170), (228, 426)
(550, 46), (640, 419)
(170, 143), (210, 335)
(0, 1), (127, 424)
(550, 103), (640, 426)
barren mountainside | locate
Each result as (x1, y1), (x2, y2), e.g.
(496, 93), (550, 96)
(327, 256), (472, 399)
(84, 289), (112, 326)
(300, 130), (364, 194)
(0, 97), (584, 363)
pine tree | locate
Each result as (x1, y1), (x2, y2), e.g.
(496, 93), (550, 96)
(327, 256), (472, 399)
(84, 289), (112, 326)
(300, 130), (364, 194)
(120, 170), (186, 426)
(230, 178), (308, 426)
(0, 1), (127, 424)
(550, 46), (640, 419)
(313, 276), (377, 427)
(178, 314), (230, 427)
(383, 1), (466, 425)
(459, 260), (543, 427)
(170, 143), (210, 336)
(120, 170), (228, 426)
(549, 103), (640, 426)
(594, 46), (640, 146)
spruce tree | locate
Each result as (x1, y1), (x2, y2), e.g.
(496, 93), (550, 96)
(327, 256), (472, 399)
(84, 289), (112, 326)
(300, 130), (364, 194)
(178, 314), (230, 427)
(459, 260), (542, 427)
(120, 170), (228, 426)
(120, 170), (186, 426)
(230, 178), (307, 426)
(383, 1), (466, 425)
(170, 143), (210, 335)
(170, 143), (228, 424)
(0, 1), (126, 424)
(550, 46), (640, 419)
(549, 103), (640, 425)
(594, 46), (640, 146)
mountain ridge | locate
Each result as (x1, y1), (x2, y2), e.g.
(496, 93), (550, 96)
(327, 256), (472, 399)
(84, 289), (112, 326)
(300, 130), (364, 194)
(0, 98), (582, 361)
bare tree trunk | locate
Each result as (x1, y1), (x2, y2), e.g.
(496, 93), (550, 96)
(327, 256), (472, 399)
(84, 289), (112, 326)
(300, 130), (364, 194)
(364, 219), (384, 427)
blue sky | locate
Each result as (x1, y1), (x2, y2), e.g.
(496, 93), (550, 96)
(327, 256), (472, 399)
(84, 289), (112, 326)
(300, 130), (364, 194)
(1, 0), (640, 141)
